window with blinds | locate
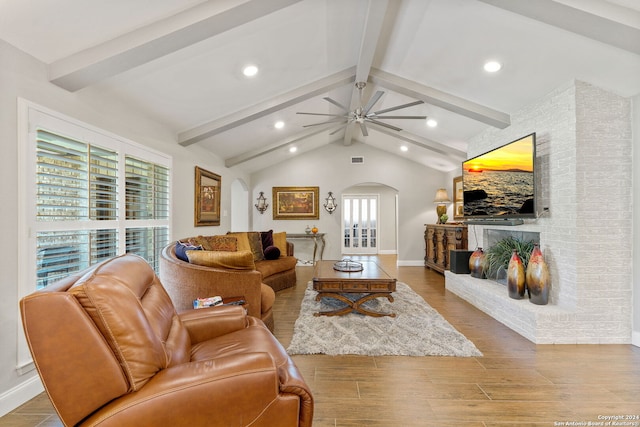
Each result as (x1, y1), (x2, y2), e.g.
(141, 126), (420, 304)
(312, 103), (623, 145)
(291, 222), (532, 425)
(30, 117), (170, 289)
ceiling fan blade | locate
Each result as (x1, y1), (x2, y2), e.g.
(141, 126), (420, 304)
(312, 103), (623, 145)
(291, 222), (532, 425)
(360, 122), (368, 137)
(362, 91), (384, 115)
(373, 115), (427, 119)
(296, 112), (346, 117)
(367, 118), (402, 132)
(373, 100), (424, 115)
(329, 123), (348, 135)
(323, 97), (349, 113)
(302, 119), (347, 128)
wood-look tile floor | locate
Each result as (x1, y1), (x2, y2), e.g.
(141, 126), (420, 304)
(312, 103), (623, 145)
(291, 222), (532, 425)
(3, 255), (639, 426)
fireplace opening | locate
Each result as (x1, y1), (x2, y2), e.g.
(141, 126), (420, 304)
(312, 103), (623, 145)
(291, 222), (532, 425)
(482, 229), (540, 285)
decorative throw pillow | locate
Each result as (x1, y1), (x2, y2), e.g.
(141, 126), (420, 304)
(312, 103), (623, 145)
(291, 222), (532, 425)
(175, 241), (202, 262)
(188, 236), (213, 250)
(263, 245), (281, 260)
(205, 235), (238, 252)
(186, 250), (255, 270)
(227, 232), (264, 261)
(260, 230), (274, 249)
(247, 231), (264, 261)
(226, 232), (250, 252)
(272, 232), (287, 256)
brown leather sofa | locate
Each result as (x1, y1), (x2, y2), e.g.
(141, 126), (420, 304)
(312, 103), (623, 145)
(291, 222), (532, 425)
(20, 254), (313, 427)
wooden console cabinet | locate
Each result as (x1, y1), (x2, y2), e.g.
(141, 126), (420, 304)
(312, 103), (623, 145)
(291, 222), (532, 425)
(424, 224), (468, 274)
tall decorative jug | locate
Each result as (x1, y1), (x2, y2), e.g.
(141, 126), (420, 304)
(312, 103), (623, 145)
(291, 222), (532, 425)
(507, 249), (526, 299)
(469, 248), (485, 278)
(526, 244), (550, 305)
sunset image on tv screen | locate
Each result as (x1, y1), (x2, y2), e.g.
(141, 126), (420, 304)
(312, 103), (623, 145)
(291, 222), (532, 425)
(462, 134), (535, 218)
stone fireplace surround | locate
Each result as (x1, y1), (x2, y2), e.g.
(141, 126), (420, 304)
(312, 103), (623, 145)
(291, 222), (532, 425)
(444, 80), (633, 344)
(446, 227), (573, 343)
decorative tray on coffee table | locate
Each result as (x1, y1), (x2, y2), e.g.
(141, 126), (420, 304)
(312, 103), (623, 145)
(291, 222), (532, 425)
(333, 259), (363, 272)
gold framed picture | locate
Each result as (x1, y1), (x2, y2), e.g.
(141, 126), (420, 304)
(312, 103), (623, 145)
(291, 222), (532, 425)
(194, 166), (221, 226)
(272, 186), (319, 220)
(453, 175), (464, 220)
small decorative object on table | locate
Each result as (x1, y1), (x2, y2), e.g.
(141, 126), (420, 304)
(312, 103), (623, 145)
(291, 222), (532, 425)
(439, 214), (448, 224)
(333, 258), (363, 272)
(433, 188), (451, 223)
(311, 225), (318, 234)
(305, 225), (311, 234)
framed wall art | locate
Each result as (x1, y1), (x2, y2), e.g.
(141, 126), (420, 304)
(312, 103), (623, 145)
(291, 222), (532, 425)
(194, 166), (221, 226)
(453, 175), (464, 220)
(272, 186), (319, 220)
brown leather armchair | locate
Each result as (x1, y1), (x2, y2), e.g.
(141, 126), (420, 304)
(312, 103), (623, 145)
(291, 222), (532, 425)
(20, 254), (313, 427)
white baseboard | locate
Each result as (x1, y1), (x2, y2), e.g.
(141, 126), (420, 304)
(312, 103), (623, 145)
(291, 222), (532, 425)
(632, 330), (640, 348)
(0, 375), (44, 417)
(378, 250), (397, 255)
(396, 260), (425, 267)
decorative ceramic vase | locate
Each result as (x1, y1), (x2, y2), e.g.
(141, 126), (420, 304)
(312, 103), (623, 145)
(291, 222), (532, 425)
(311, 226), (318, 234)
(507, 249), (526, 299)
(305, 225), (311, 234)
(526, 244), (550, 305)
(469, 248), (485, 279)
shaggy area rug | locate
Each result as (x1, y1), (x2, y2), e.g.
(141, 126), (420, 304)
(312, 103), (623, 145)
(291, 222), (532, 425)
(287, 282), (482, 357)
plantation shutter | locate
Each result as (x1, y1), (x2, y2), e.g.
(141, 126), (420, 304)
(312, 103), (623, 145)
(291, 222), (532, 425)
(35, 130), (119, 288)
(33, 128), (170, 288)
(124, 156), (169, 271)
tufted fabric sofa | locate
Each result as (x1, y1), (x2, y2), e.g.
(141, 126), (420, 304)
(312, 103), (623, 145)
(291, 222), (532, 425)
(20, 253), (313, 427)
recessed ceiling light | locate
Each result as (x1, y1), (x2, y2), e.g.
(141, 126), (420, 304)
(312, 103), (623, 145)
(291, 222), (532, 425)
(400, 145), (408, 152)
(426, 119), (438, 128)
(274, 121), (284, 129)
(242, 64), (259, 77)
(484, 60), (502, 73)
(289, 146), (297, 153)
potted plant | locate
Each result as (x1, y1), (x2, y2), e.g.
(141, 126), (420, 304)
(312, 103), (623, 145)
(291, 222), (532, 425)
(483, 237), (535, 281)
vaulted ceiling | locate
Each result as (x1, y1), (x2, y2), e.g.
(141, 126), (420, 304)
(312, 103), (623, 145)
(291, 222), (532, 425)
(2, 0), (639, 173)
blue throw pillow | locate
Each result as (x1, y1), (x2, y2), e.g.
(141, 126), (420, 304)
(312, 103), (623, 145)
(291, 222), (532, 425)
(175, 241), (202, 262)
(263, 245), (280, 260)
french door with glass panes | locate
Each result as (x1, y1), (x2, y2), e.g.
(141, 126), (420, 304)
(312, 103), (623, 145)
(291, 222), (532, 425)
(342, 195), (378, 254)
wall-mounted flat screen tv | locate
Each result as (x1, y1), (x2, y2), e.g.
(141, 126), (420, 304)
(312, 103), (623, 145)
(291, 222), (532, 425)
(462, 133), (536, 219)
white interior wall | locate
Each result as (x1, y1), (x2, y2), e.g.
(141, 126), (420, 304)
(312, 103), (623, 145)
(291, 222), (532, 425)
(230, 178), (249, 232)
(250, 141), (447, 265)
(633, 93), (640, 346)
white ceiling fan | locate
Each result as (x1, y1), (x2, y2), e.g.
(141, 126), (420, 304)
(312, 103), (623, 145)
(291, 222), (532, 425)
(296, 81), (426, 136)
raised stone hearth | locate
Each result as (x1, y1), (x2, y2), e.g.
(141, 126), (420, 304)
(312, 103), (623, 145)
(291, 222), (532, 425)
(445, 272), (573, 344)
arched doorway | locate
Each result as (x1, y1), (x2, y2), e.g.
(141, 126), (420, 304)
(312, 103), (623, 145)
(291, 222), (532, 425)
(230, 178), (248, 231)
(341, 183), (398, 256)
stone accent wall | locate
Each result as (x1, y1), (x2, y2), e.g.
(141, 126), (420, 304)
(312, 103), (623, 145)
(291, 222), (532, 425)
(446, 80), (632, 344)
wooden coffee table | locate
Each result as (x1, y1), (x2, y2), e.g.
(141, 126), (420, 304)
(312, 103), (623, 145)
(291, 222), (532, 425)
(312, 260), (397, 317)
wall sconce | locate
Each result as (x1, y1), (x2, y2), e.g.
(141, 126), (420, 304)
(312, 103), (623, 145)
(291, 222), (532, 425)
(324, 191), (337, 214)
(255, 191), (268, 214)
(433, 188), (451, 223)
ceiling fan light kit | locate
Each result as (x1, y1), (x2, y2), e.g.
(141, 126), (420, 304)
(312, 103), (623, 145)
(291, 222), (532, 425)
(297, 81), (427, 136)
